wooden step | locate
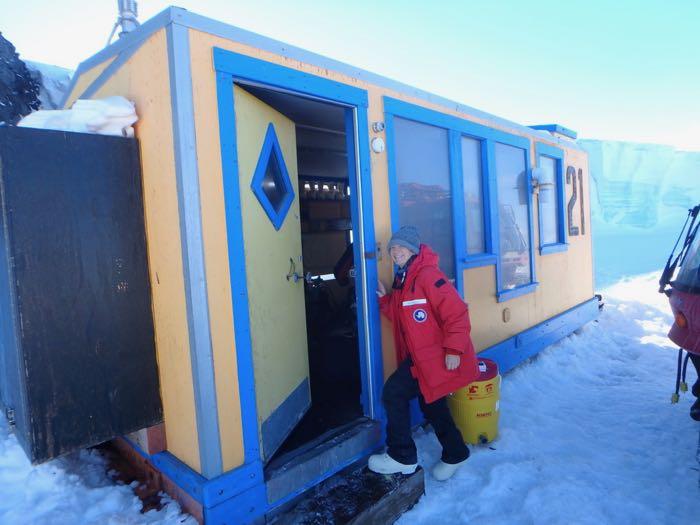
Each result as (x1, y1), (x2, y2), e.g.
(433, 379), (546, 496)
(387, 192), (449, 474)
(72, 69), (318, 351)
(272, 464), (424, 525)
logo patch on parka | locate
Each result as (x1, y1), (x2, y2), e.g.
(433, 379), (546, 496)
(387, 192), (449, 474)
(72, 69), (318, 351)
(413, 309), (428, 323)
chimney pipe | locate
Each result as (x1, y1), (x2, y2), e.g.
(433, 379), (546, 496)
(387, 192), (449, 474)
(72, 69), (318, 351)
(107, 0), (140, 45)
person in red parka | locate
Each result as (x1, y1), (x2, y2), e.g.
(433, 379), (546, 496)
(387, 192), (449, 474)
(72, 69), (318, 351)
(368, 226), (479, 481)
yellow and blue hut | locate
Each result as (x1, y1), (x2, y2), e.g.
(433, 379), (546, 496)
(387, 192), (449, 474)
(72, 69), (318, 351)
(60, 6), (598, 523)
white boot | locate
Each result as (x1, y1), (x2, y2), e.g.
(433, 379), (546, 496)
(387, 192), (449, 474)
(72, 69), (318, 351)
(368, 452), (418, 475)
(432, 458), (468, 481)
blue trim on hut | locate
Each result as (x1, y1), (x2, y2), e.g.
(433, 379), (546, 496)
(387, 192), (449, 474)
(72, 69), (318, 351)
(79, 44), (141, 100)
(480, 297), (599, 373)
(60, 7), (175, 108)
(529, 123), (578, 140)
(211, 46), (382, 522)
(66, 6), (583, 151)
(535, 142), (568, 255)
(250, 123), (296, 231)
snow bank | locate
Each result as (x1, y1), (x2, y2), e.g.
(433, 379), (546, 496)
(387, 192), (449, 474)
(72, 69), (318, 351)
(580, 140), (700, 288)
(0, 415), (195, 525)
(17, 96), (138, 137)
(25, 61), (73, 110)
(400, 273), (700, 525)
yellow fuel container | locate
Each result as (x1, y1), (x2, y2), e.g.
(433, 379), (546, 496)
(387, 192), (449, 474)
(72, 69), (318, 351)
(448, 358), (500, 445)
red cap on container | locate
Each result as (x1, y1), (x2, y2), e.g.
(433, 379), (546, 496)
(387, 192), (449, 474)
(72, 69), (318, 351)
(476, 358), (498, 381)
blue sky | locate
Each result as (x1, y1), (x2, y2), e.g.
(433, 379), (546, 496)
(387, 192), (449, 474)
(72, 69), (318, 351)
(2, 0), (698, 150)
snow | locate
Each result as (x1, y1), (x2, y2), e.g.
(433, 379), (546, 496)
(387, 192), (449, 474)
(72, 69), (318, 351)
(0, 414), (196, 525)
(399, 273), (700, 525)
(3, 274), (693, 524)
(24, 61), (72, 110)
(18, 96), (138, 137)
(581, 140), (700, 288)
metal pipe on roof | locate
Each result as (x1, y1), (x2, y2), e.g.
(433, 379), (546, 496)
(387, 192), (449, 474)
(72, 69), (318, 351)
(107, 0), (140, 45)
(117, 0), (140, 36)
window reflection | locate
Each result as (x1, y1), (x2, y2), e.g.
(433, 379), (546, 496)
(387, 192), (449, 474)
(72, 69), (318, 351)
(538, 155), (559, 245)
(262, 154), (285, 211)
(462, 137), (485, 254)
(394, 117), (455, 278)
(495, 143), (531, 289)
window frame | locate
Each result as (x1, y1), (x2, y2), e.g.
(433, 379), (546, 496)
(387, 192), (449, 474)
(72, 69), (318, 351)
(384, 97), (538, 301)
(387, 114), (456, 279)
(455, 132), (497, 269)
(491, 134), (538, 302)
(250, 122), (295, 231)
(535, 142), (568, 255)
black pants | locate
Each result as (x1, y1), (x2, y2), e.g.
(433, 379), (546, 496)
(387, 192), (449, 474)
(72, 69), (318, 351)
(383, 359), (469, 465)
(690, 353), (700, 398)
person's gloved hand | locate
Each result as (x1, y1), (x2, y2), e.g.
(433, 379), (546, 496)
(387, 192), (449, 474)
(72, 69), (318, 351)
(445, 354), (460, 370)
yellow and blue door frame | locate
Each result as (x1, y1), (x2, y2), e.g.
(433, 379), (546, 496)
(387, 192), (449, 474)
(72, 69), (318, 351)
(160, 48), (385, 523)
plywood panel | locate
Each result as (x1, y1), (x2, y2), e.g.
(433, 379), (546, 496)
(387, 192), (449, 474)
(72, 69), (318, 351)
(91, 29), (201, 472)
(189, 30), (244, 471)
(63, 57), (116, 108)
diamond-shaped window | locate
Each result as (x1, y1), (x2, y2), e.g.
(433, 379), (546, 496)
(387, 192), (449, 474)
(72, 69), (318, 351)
(251, 123), (295, 230)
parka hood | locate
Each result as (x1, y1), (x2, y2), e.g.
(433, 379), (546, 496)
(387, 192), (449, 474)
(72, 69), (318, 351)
(404, 244), (440, 286)
(410, 244), (439, 270)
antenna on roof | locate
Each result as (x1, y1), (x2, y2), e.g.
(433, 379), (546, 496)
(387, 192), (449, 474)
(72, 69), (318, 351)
(107, 0), (140, 45)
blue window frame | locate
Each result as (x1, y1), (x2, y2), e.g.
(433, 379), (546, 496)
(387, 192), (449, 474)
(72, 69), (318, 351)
(455, 133), (496, 270)
(492, 137), (537, 302)
(385, 97), (538, 301)
(535, 143), (567, 255)
(391, 116), (455, 279)
(250, 123), (295, 230)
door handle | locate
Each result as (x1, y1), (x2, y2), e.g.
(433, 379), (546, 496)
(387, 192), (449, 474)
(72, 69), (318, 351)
(286, 258), (302, 283)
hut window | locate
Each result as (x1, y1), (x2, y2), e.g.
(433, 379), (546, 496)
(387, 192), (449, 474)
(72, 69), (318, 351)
(495, 142), (533, 291)
(535, 143), (567, 254)
(461, 136), (485, 255)
(393, 117), (455, 279)
(251, 123), (295, 230)
(262, 154), (286, 210)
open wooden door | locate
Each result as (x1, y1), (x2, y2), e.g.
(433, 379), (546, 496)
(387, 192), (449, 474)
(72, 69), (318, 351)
(233, 86), (310, 461)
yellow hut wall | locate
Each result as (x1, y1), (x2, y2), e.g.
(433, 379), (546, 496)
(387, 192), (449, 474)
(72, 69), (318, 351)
(189, 34), (244, 471)
(186, 25), (594, 471)
(62, 56), (116, 108)
(75, 29), (202, 472)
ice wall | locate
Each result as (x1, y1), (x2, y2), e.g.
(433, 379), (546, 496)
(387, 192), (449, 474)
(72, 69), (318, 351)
(579, 140), (700, 288)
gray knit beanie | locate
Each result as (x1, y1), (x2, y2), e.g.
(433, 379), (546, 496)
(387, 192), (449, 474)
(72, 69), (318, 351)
(388, 226), (420, 254)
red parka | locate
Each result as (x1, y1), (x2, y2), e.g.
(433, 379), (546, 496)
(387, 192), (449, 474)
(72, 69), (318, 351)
(379, 245), (479, 403)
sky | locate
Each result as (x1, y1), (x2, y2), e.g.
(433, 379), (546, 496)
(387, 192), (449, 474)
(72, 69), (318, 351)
(2, 0), (699, 151)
